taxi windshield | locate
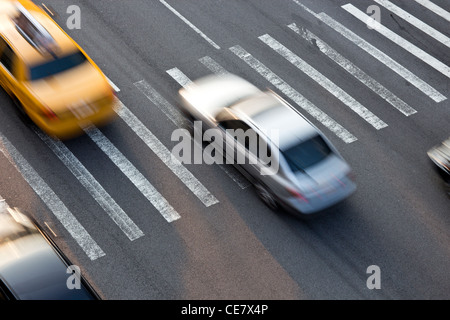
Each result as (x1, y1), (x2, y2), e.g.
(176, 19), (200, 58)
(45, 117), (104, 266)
(28, 51), (87, 81)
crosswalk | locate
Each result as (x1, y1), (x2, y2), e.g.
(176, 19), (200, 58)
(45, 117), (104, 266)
(0, 0), (448, 260)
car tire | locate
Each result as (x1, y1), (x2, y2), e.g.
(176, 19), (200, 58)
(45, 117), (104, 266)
(12, 96), (31, 125)
(444, 181), (450, 198)
(255, 183), (279, 211)
(181, 114), (197, 137)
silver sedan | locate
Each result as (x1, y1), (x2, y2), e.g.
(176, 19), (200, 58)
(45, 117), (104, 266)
(178, 73), (356, 216)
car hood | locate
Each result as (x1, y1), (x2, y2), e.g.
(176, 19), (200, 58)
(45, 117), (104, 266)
(293, 154), (351, 189)
(25, 62), (110, 112)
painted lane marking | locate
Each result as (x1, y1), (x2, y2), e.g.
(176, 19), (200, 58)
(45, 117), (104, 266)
(106, 76), (120, 93)
(134, 80), (190, 129)
(113, 98), (219, 205)
(159, 0), (220, 49)
(84, 126), (181, 223)
(0, 133), (105, 260)
(288, 24), (417, 116)
(373, 0), (450, 48)
(290, 0), (447, 102)
(199, 56), (228, 75)
(342, 4), (450, 79)
(260, 34), (387, 130)
(413, 0), (450, 22)
(229, 45), (358, 143)
(34, 127), (144, 241)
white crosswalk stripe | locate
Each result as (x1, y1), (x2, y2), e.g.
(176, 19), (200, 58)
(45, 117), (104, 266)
(413, 0), (450, 22)
(166, 67), (192, 87)
(260, 34), (388, 130)
(113, 98), (219, 206)
(4, 0), (447, 260)
(373, 0), (450, 48)
(134, 80), (189, 129)
(0, 132), (105, 260)
(158, 0), (220, 49)
(342, 4), (450, 79)
(229, 45), (358, 144)
(287, 23), (417, 117)
(84, 125), (181, 223)
(317, 11), (446, 102)
(199, 56), (228, 75)
(33, 127), (144, 242)
(290, 0), (447, 102)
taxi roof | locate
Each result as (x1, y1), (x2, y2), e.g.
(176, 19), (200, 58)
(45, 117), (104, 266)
(0, 0), (78, 67)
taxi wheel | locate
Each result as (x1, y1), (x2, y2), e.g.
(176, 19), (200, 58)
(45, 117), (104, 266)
(12, 96), (32, 125)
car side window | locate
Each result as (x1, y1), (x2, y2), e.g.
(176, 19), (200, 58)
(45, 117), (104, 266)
(218, 119), (273, 165)
(219, 119), (258, 152)
(0, 38), (16, 75)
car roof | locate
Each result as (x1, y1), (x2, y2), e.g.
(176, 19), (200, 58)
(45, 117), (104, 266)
(0, 0), (78, 67)
(181, 73), (261, 112)
(230, 91), (319, 150)
(0, 208), (98, 300)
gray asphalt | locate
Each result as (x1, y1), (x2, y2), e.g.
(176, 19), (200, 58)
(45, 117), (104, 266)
(0, 0), (449, 299)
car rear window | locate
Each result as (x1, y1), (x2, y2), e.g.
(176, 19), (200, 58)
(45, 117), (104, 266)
(282, 135), (332, 172)
(29, 51), (87, 81)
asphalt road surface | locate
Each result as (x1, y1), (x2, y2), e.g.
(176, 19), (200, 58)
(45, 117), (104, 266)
(0, 0), (449, 300)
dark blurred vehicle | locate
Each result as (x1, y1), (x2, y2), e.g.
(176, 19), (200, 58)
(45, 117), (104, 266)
(0, 199), (100, 300)
(427, 137), (450, 196)
(178, 74), (356, 216)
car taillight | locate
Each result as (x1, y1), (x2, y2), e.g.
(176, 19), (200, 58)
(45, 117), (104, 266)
(332, 174), (346, 187)
(42, 107), (58, 121)
(287, 187), (308, 203)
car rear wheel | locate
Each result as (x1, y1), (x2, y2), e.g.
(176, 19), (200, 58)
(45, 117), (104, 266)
(12, 96), (32, 125)
(444, 181), (450, 197)
(255, 183), (279, 211)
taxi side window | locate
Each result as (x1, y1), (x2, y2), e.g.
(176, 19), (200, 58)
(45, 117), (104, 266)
(0, 38), (16, 75)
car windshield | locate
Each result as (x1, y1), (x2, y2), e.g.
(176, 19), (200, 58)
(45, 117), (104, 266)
(282, 135), (332, 172)
(29, 51), (87, 81)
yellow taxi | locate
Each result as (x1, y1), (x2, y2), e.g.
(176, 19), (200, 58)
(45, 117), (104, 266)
(0, 0), (117, 139)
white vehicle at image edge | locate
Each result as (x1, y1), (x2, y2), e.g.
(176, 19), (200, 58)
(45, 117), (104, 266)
(178, 73), (357, 216)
